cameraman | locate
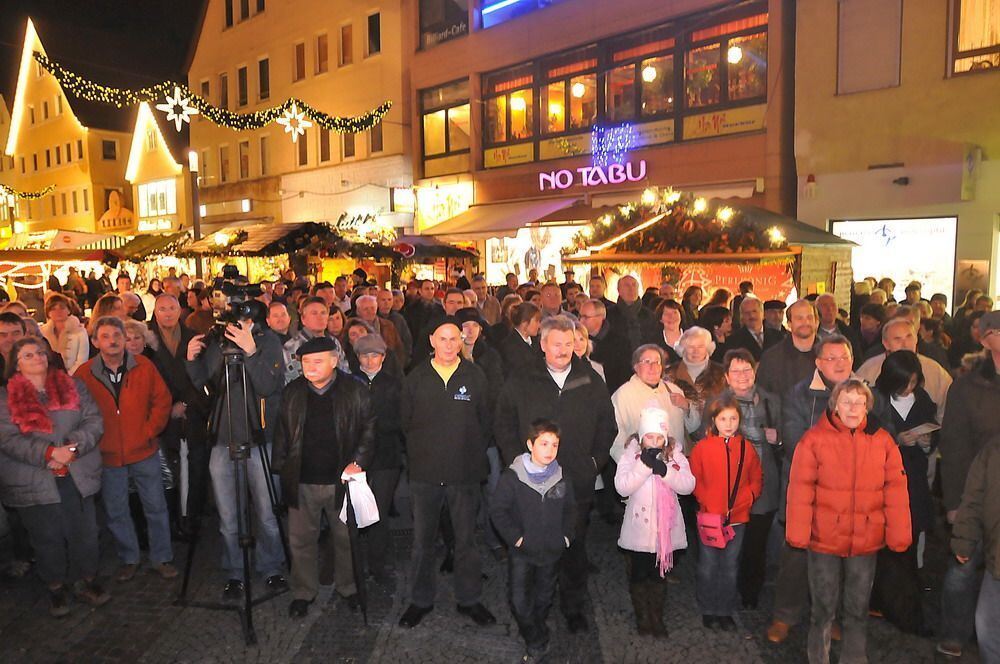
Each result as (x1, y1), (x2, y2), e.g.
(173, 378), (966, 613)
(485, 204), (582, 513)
(186, 311), (287, 599)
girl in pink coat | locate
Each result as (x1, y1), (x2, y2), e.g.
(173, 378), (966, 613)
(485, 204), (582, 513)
(615, 407), (696, 638)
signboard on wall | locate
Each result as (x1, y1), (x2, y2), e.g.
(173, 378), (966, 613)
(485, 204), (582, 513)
(684, 104), (766, 140)
(830, 217), (957, 303)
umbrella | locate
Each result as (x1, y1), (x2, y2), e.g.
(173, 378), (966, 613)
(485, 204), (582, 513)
(344, 480), (368, 624)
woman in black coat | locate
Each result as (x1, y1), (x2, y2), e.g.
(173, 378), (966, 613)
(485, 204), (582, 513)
(498, 302), (541, 378)
(870, 350), (936, 635)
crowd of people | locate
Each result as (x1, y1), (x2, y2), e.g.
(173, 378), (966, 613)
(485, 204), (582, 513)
(0, 265), (998, 664)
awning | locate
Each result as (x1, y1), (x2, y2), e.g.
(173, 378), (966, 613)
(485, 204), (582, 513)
(180, 222), (332, 257)
(114, 232), (191, 261)
(421, 197), (579, 241)
(535, 203), (618, 225)
(394, 235), (478, 259)
(0, 249), (113, 265)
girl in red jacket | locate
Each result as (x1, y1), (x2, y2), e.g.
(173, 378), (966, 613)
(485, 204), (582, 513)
(689, 395), (763, 630)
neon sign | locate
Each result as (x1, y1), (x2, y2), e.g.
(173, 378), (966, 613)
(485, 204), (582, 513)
(538, 160), (647, 191)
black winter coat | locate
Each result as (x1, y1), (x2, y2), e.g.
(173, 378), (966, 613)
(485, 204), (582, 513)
(494, 356), (616, 498)
(725, 325), (784, 361)
(590, 321), (633, 393)
(491, 461), (576, 565)
(353, 368), (403, 471)
(756, 336), (819, 400)
(402, 358), (491, 484)
(149, 322), (212, 418)
(271, 372), (376, 508)
(498, 331), (540, 378)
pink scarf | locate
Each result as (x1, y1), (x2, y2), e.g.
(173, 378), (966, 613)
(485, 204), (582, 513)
(653, 460), (679, 577)
(6, 370), (80, 433)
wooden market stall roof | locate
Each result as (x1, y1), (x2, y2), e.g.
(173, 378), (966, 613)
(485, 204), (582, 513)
(565, 248), (801, 263)
(0, 248), (114, 265)
(114, 232), (191, 261)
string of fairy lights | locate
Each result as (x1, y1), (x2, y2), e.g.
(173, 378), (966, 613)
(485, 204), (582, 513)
(32, 52), (391, 139)
(1, 183), (56, 200)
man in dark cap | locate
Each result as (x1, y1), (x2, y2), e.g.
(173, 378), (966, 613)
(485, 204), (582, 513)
(763, 300), (789, 337)
(272, 336), (375, 618)
(398, 316), (496, 629)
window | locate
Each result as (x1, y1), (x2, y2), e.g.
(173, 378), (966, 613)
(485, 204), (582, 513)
(220, 146), (231, 183)
(838, 0), (901, 93)
(952, 0), (1000, 73)
(316, 35), (328, 74)
(102, 140), (117, 160)
(55, 146), (61, 165)
(484, 64), (534, 145)
(32, 154), (38, 171)
(297, 133), (309, 166)
(239, 140), (250, 178)
(294, 42), (307, 80)
(137, 179), (177, 217)
(72, 190), (78, 213)
(370, 121), (384, 153)
(367, 13), (381, 55)
(225, 0), (234, 27)
(145, 127), (157, 152)
(83, 189), (88, 212)
(319, 129), (331, 162)
(259, 137), (269, 175)
(60, 192), (67, 215)
(343, 132), (356, 159)
(45, 149), (51, 168)
(51, 196), (56, 216)
(56, 95), (63, 115)
(29, 105), (35, 125)
(237, 66), (248, 106)
(76, 139), (83, 160)
(20, 157), (25, 174)
(540, 47), (598, 134)
(65, 142), (71, 162)
(258, 58), (270, 100)
(685, 12), (767, 109)
(257, 0), (265, 11)
(200, 150), (209, 181)
(420, 0), (469, 49)
(340, 25), (353, 66)
(200, 79), (210, 104)
(240, 0), (250, 21)
(219, 73), (229, 109)
(420, 80), (471, 158)
(43, 101), (49, 120)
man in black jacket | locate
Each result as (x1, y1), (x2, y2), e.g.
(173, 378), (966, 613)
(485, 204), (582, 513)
(612, 275), (659, 352)
(756, 299), (820, 402)
(726, 296), (784, 361)
(580, 298), (632, 393)
(272, 337), (375, 617)
(398, 317), (496, 629)
(495, 315), (617, 634)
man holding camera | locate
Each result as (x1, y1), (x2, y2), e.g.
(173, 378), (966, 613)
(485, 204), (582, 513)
(272, 336), (375, 617)
(186, 306), (287, 599)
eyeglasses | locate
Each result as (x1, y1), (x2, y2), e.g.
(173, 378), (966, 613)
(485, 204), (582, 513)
(17, 351), (46, 361)
(636, 359), (662, 367)
(838, 399), (868, 409)
(728, 367), (755, 376)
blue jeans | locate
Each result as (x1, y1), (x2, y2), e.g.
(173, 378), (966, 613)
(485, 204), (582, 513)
(209, 445), (284, 579)
(940, 541), (984, 645)
(696, 523), (745, 616)
(102, 453), (173, 565)
(978, 572), (1000, 664)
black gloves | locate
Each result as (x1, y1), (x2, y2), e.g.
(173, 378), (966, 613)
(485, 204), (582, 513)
(639, 447), (668, 477)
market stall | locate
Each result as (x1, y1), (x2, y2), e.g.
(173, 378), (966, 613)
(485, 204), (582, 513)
(0, 248), (117, 317)
(563, 188), (855, 307)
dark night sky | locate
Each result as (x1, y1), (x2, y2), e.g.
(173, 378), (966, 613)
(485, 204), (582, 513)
(1, 0), (205, 102)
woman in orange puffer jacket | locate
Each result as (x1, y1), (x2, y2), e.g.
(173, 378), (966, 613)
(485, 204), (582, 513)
(786, 379), (911, 664)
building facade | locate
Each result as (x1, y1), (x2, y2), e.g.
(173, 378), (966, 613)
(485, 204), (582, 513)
(2, 19), (134, 236)
(406, 0), (795, 283)
(795, 0), (1000, 303)
(187, 0), (413, 235)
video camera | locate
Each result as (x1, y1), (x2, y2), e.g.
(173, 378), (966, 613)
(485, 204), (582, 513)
(204, 265), (268, 348)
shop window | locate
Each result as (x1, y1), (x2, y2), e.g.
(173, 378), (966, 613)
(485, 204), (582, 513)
(483, 65), (534, 146)
(606, 65), (636, 121)
(258, 58), (270, 100)
(368, 13), (381, 56)
(420, 80), (470, 158)
(340, 25), (353, 66)
(237, 66), (248, 107)
(727, 32), (768, 100)
(319, 129), (331, 162)
(420, 0), (469, 49)
(219, 73), (229, 109)
(239, 141), (250, 178)
(952, 0), (1000, 73)
(640, 54), (674, 116)
(685, 11), (767, 110)
(685, 43), (721, 108)
(370, 121), (384, 153)
(317, 34), (329, 74)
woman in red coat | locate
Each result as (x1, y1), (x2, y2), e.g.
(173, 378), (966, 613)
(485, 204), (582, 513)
(689, 395), (762, 630)
(786, 379), (911, 664)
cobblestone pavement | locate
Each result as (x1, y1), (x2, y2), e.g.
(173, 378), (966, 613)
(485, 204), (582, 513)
(0, 490), (985, 663)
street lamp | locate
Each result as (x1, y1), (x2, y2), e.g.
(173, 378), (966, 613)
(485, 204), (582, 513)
(188, 149), (203, 278)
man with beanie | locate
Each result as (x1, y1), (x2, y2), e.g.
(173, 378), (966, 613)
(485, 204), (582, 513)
(398, 316), (496, 629)
(272, 336), (375, 618)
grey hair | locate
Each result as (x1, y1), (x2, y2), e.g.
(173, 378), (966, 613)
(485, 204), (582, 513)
(881, 317), (915, 341)
(124, 319), (159, 351)
(581, 298), (607, 316)
(539, 314), (576, 342)
(356, 294), (377, 307)
(677, 326), (716, 358)
(631, 343), (666, 367)
(739, 294), (763, 312)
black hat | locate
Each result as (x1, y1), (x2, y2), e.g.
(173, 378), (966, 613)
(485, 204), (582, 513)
(296, 336), (342, 358)
(763, 300), (786, 312)
(455, 307), (486, 329)
(431, 315), (463, 334)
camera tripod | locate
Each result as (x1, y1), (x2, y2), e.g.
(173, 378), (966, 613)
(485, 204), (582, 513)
(175, 345), (289, 645)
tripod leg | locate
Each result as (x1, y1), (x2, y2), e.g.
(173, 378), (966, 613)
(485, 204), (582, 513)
(235, 453), (257, 645)
(176, 511), (201, 603)
(257, 444), (291, 566)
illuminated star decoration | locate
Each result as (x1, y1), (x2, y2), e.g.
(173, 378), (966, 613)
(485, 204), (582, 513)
(277, 103), (313, 143)
(155, 86), (199, 132)
(591, 123), (636, 167)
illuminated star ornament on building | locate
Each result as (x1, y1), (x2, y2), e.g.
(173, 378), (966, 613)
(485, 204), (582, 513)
(276, 103), (313, 143)
(591, 123), (637, 167)
(155, 86), (199, 131)
(32, 52), (390, 135)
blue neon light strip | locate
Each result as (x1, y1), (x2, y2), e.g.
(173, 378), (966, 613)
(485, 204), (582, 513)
(482, 0), (525, 15)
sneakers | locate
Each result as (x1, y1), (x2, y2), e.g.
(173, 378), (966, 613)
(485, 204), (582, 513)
(223, 579), (245, 601)
(457, 602), (496, 626)
(766, 620), (790, 643)
(116, 563), (139, 582)
(49, 586), (71, 618)
(152, 563), (179, 580)
(936, 641), (963, 658)
(74, 580), (111, 607)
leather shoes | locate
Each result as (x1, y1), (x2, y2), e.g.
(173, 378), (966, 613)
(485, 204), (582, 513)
(702, 615), (719, 629)
(766, 619), (790, 643)
(399, 604), (433, 628)
(718, 616), (737, 631)
(457, 602), (496, 626)
(565, 613), (589, 633)
(289, 599), (311, 617)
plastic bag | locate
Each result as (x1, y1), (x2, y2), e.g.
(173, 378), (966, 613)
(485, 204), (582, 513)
(339, 471), (380, 528)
